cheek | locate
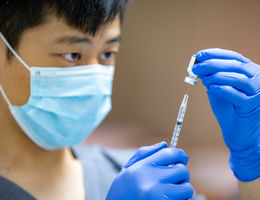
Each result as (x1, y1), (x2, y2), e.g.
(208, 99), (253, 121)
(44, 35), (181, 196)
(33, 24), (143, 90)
(18, 35), (58, 68)
(1, 60), (30, 106)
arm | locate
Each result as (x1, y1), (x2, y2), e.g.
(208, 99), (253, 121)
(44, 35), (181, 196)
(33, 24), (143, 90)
(193, 48), (260, 199)
(239, 179), (260, 200)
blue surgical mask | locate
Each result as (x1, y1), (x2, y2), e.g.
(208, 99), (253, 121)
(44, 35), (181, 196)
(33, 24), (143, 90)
(0, 33), (114, 150)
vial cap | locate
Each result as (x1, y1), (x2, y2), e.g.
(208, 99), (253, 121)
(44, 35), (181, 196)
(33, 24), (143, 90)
(184, 76), (197, 86)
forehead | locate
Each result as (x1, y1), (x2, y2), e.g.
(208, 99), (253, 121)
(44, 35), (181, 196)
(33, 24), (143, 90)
(21, 15), (121, 45)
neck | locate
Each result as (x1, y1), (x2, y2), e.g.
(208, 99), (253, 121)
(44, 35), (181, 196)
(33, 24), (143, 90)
(0, 94), (76, 177)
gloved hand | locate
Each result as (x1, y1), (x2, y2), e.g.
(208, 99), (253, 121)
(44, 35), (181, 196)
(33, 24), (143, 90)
(192, 48), (260, 182)
(106, 141), (194, 200)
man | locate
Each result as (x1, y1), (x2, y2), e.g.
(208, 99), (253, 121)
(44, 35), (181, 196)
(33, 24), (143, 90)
(0, 0), (194, 199)
(0, 1), (259, 200)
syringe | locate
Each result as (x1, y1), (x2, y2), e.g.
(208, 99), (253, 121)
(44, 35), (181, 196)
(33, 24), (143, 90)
(170, 93), (189, 148)
(170, 55), (197, 148)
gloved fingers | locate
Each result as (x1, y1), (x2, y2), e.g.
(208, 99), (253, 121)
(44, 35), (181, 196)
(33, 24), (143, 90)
(247, 91), (260, 113)
(207, 84), (260, 113)
(147, 148), (189, 166)
(193, 59), (254, 78)
(196, 48), (250, 63)
(207, 84), (246, 107)
(158, 163), (190, 184)
(123, 141), (168, 169)
(161, 183), (194, 200)
(202, 72), (260, 96)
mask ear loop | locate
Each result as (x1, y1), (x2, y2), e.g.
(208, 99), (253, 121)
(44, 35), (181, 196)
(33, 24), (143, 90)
(0, 32), (30, 71)
(0, 85), (12, 108)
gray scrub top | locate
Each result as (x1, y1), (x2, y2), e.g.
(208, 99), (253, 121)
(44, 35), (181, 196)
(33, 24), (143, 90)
(0, 145), (206, 200)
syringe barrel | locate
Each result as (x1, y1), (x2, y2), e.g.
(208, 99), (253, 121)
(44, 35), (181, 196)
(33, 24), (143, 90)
(176, 105), (186, 122)
(176, 94), (189, 122)
(170, 124), (182, 148)
(170, 94), (189, 148)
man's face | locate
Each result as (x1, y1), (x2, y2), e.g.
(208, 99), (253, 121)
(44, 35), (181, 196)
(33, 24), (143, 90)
(0, 15), (121, 106)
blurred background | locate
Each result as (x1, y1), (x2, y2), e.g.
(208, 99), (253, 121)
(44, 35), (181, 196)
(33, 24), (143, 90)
(85, 0), (260, 199)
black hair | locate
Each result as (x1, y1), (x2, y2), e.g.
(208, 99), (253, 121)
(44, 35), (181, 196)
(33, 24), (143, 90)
(0, 0), (130, 57)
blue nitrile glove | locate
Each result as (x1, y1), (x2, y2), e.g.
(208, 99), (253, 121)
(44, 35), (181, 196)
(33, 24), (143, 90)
(192, 48), (260, 182)
(106, 141), (194, 200)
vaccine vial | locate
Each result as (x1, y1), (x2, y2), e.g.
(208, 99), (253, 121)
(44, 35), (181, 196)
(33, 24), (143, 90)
(184, 55), (198, 86)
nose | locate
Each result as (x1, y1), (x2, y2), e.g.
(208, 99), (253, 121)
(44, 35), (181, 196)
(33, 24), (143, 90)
(82, 57), (100, 65)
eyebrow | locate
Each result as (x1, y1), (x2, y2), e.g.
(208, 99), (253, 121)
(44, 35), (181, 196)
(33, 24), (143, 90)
(55, 35), (121, 45)
(105, 35), (121, 44)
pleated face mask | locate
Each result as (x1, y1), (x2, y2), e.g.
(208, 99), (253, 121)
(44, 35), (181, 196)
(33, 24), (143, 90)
(0, 33), (114, 150)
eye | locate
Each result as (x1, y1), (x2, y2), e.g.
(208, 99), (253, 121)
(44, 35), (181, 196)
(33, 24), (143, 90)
(61, 53), (81, 62)
(100, 52), (116, 61)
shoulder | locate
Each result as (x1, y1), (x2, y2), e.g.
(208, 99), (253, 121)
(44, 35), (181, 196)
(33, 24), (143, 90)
(0, 176), (36, 200)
